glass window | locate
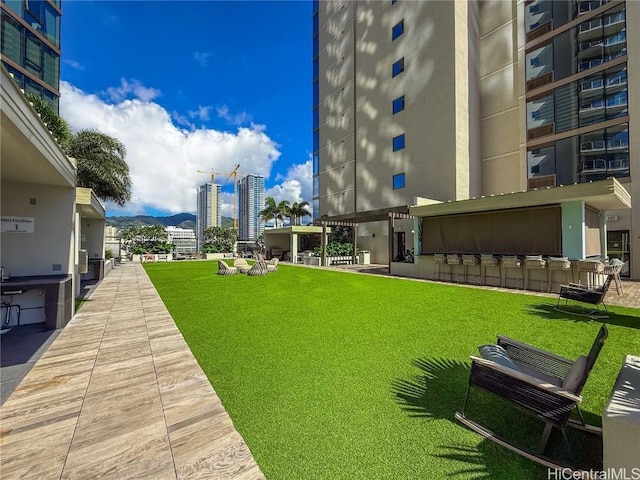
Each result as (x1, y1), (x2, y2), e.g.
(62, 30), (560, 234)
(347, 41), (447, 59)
(392, 58), (404, 78)
(313, 131), (319, 152)
(313, 155), (319, 174)
(313, 175), (319, 198)
(392, 20), (404, 41)
(392, 134), (405, 151)
(313, 107), (319, 129)
(392, 95), (405, 114)
(528, 123), (629, 185)
(393, 173), (405, 189)
(313, 79), (319, 107)
(313, 35), (318, 59)
(391, 0), (397, 4)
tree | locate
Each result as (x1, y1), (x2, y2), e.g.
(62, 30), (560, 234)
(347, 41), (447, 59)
(289, 201), (311, 225)
(260, 196), (279, 227)
(202, 226), (237, 253)
(277, 200), (291, 226)
(70, 130), (132, 207)
(26, 94), (132, 207)
(120, 225), (172, 254)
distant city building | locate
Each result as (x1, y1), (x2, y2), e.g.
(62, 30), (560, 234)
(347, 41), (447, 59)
(166, 226), (197, 254)
(1, 0), (62, 110)
(237, 174), (265, 241)
(196, 183), (221, 250)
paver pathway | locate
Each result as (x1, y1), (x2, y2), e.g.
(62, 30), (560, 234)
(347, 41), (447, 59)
(0, 263), (264, 480)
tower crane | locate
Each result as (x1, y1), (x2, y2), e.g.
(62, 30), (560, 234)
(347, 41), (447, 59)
(197, 164), (246, 229)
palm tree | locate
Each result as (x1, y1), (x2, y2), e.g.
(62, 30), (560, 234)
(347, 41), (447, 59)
(26, 94), (132, 207)
(277, 200), (291, 226)
(26, 93), (72, 151)
(289, 201), (311, 225)
(260, 196), (279, 227)
(69, 130), (132, 206)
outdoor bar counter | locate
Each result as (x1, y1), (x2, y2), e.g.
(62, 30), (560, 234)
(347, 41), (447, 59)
(1, 274), (73, 329)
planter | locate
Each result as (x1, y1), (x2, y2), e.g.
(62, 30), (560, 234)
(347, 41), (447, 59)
(205, 253), (226, 260)
(303, 256), (321, 266)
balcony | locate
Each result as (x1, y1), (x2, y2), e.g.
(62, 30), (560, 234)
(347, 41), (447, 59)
(580, 158), (629, 175)
(577, 0), (609, 15)
(580, 140), (606, 152)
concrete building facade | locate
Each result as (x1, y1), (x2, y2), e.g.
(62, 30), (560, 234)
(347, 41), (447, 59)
(166, 226), (197, 255)
(237, 174), (265, 241)
(313, 0), (639, 277)
(196, 183), (221, 251)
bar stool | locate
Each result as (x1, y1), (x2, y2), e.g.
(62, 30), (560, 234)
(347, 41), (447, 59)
(603, 259), (624, 296)
(546, 257), (572, 293)
(577, 260), (604, 288)
(462, 254), (479, 284)
(480, 254), (500, 286)
(524, 255), (547, 292)
(501, 256), (522, 289)
(446, 254), (462, 283)
(433, 254), (447, 281)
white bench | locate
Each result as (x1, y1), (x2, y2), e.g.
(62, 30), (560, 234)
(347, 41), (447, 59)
(603, 354), (640, 470)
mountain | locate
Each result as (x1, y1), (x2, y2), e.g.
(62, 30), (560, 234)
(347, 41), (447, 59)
(106, 213), (233, 230)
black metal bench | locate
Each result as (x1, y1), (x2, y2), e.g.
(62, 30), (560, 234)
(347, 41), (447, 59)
(331, 259), (353, 266)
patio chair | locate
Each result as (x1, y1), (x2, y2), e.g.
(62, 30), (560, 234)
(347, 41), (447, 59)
(246, 260), (268, 276)
(233, 258), (252, 274)
(268, 258), (279, 272)
(555, 274), (612, 319)
(455, 324), (608, 471)
(217, 260), (238, 276)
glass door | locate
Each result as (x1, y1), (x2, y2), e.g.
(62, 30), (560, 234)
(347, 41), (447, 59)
(607, 230), (630, 277)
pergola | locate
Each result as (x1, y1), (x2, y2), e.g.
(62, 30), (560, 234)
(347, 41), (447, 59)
(316, 206), (413, 270)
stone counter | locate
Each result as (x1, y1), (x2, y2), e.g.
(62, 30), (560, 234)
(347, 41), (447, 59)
(1, 275), (73, 329)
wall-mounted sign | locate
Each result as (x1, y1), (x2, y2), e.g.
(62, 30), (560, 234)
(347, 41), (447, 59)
(1, 216), (35, 233)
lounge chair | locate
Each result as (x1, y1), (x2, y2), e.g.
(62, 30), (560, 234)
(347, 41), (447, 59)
(455, 324), (608, 471)
(246, 260), (268, 276)
(217, 260), (238, 275)
(233, 258), (252, 273)
(556, 274), (612, 319)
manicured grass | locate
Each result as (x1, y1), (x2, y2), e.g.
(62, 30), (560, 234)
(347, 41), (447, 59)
(144, 261), (640, 479)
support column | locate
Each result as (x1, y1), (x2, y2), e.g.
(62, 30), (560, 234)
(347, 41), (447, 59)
(599, 212), (607, 260)
(352, 224), (358, 265)
(321, 222), (327, 267)
(388, 214), (394, 273)
(561, 201), (586, 260)
(413, 217), (421, 259)
(291, 233), (298, 263)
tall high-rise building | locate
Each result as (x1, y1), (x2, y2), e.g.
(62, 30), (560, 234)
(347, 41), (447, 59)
(196, 183), (221, 250)
(237, 174), (265, 241)
(1, 0), (62, 110)
(313, 0), (639, 276)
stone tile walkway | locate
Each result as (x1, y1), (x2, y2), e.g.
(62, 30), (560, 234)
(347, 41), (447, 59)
(0, 263), (264, 480)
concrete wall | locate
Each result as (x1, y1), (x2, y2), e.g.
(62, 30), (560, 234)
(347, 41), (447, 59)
(478, 0), (525, 195)
(81, 218), (106, 260)
(626, 0), (640, 279)
(1, 181), (75, 277)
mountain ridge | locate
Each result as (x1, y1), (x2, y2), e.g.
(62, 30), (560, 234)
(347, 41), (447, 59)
(106, 213), (233, 230)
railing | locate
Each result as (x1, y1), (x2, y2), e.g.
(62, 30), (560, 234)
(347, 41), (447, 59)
(578, 0), (609, 15)
(581, 140), (606, 151)
(580, 158), (629, 172)
(579, 18), (602, 34)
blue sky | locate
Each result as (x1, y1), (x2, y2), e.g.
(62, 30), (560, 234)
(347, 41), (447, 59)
(60, 1), (312, 217)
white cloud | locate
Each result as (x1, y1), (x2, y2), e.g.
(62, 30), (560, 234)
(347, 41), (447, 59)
(194, 51), (213, 67)
(217, 105), (252, 126)
(104, 78), (161, 103)
(64, 59), (85, 71)
(265, 158), (313, 218)
(188, 105), (212, 122)
(60, 81), (282, 217)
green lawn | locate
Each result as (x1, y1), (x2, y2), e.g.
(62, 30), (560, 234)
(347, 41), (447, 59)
(144, 261), (640, 480)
